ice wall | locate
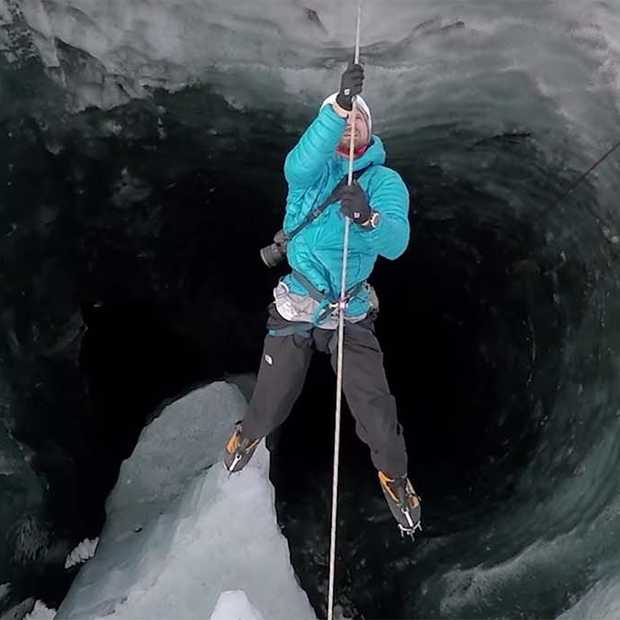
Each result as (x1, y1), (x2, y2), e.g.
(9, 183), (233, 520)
(5, 0), (620, 152)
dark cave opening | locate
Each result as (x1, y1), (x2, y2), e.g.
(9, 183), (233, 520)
(77, 179), (547, 535)
(72, 150), (564, 618)
(268, 196), (547, 520)
(2, 80), (593, 617)
(262, 181), (567, 618)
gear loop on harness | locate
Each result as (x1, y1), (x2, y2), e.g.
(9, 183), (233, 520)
(291, 269), (366, 326)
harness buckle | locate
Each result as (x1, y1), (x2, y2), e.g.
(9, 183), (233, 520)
(329, 297), (350, 315)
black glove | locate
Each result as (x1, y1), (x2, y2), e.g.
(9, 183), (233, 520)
(336, 62), (364, 111)
(339, 182), (371, 226)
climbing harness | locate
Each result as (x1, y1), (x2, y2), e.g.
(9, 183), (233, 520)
(290, 269), (367, 325)
(327, 3), (363, 620)
(264, 161), (373, 329)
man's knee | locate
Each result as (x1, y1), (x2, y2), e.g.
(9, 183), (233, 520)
(349, 393), (399, 442)
(367, 393), (400, 436)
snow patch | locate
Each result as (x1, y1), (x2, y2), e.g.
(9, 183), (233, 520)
(209, 591), (265, 620)
(24, 600), (57, 620)
(64, 538), (98, 569)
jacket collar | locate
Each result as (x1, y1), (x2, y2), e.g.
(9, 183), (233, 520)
(333, 135), (386, 173)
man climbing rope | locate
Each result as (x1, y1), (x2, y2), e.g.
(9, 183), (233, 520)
(224, 62), (421, 536)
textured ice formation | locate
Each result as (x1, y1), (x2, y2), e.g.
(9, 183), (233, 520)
(54, 382), (316, 620)
(4, 0), (618, 151)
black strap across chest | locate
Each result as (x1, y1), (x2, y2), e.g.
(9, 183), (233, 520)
(286, 164), (373, 241)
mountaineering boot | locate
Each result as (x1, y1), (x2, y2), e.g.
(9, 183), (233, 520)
(224, 421), (261, 474)
(378, 471), (422, 538)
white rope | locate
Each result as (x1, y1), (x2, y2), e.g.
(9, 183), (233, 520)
(327, 3), (362, 619)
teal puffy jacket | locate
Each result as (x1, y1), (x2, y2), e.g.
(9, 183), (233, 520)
(281, 103), (411, 323)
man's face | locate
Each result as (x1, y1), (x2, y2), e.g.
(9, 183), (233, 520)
(339, 110), (370, 150)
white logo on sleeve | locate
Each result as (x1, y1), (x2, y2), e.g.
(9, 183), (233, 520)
(264, 354), (273, 366)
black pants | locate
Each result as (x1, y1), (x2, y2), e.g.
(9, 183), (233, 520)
(242, 303), (408, 477)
